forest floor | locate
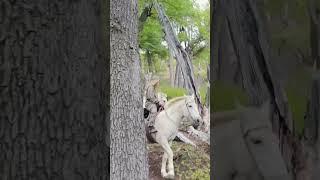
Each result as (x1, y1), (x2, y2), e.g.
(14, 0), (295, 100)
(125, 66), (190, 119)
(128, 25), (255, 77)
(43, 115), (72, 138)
(147, 132), (210, 180)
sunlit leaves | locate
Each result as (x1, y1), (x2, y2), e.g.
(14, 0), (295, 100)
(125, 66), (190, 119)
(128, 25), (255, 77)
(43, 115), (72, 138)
(138, 0), (210, 75)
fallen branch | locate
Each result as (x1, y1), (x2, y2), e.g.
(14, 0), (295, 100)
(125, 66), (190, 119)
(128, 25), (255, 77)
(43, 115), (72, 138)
(175, 131), (197, 147)
(187, 126), (210, 145)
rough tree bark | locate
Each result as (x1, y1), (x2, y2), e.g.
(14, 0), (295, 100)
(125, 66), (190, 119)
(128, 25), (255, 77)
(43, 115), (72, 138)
(206, 65), (210, 108)
(174, 63), (185, 88)
(0, 0), (108, 179)
(210, 1), (216, 178)
(110, 0), (149, 179)
(153, 1), (202, 113)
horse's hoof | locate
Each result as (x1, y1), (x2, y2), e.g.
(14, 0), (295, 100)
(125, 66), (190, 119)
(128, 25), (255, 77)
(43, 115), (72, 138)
(161, 171), (167, 178)
(164, 173), (175, 179)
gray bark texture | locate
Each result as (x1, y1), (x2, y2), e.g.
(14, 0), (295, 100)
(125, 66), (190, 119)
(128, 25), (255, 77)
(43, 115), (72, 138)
(168, 50), (175, 87)
(110, 0), (149, 179)
(0, 0), (109, 179)
(153, 1), (203, 113)
(174, 63), (185, 88)
(206, 65), (210, 108)
(212, 0), (309, 179)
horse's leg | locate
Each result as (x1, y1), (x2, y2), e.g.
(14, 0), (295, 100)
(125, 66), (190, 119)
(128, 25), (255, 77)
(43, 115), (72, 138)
(161, 151), (168, 177)
(160, 140), (173, 177)
(159, 138), (174, 179)
(167, 140), (174, 178)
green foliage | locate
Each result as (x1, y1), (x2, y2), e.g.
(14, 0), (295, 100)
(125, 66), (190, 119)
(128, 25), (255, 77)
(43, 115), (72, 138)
(178, 31), (189, 42)
(160, 85), (187, 100)
(139, 17), (167, 58)
(139, 0), (210, 106)
(199, 84), (208, 103)
(160, 0), (196, 26)
(212, 81), (249, 112)
(139, 0), (209, 73)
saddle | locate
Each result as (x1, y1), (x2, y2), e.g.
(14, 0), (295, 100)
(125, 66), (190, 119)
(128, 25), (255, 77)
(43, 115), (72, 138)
(144, 103), (164, 143)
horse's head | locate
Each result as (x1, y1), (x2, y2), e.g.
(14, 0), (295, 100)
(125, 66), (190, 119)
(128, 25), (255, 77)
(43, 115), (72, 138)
(183, 94), (202, 128)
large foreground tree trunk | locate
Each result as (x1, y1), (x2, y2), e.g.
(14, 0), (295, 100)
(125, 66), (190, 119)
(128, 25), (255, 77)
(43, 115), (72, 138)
(110, 0), (149, 179)
(0, 0), (108, 179)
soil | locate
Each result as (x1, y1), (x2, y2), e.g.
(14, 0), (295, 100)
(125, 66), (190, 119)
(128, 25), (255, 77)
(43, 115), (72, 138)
(148, 132), (210, 180)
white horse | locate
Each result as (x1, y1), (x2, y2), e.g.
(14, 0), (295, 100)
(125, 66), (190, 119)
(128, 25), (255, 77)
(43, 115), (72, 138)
(147, 94), (202, 179)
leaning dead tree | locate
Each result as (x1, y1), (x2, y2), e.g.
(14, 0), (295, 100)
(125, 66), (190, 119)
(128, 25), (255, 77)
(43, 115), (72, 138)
(153, 1), (203, 113)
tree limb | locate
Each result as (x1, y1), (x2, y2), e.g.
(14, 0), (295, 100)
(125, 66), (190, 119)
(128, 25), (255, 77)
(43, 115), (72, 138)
(138, 3), (154, 33)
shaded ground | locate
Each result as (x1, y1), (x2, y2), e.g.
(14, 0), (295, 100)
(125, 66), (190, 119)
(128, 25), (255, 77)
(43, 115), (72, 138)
(148, 132), (210, 180)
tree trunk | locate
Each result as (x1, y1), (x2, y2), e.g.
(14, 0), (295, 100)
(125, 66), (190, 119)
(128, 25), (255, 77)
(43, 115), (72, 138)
(309, 0), (320, 70)
(0, 0), (108, 179)
(154, 1), (203, 113)
(139, 3), (153, 33)
(206, 65), (210, 108)
(174, 63), (185, 88)
(110, 0), (149, 179)
(168, 50), (175, 87)
(146, 50), (153, 73)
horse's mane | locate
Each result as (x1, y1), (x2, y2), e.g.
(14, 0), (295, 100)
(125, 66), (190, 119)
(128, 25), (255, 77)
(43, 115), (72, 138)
(164, 96), (187, 108)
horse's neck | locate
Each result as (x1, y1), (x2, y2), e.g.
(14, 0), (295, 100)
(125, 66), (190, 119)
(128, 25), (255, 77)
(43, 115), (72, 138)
(166, 100), (185, 126)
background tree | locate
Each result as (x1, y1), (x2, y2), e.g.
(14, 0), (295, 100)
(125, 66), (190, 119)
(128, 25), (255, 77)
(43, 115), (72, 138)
(138, 0), (210, 105)
(0, 0), (108, 179)
(139, 17), (168, 73)
(110, 0), (149, 179)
